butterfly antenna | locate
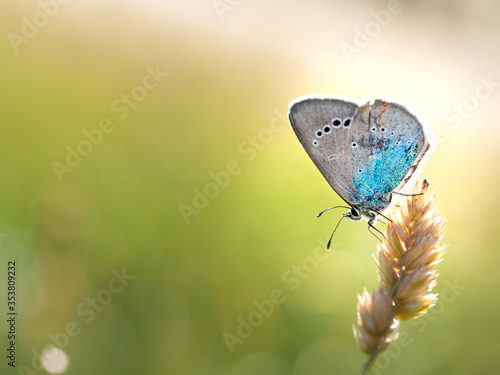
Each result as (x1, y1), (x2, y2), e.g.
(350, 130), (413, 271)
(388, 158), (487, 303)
(327, 215), (345, 249)
(317, 205), (350, 218)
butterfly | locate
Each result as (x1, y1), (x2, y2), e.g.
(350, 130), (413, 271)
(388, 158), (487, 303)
(288, 94), (436, 247)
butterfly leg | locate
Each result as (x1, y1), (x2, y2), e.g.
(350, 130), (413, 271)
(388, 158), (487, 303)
(369, 208), (393, 223)
(392, 191), (423, 197)
(367, 215), (386, 242)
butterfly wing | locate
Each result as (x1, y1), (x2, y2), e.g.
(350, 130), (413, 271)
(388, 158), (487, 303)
(346, 96), (436, 208)
(288, 95), (362, 206)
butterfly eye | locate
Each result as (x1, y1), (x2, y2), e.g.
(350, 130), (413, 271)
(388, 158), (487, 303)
(332, 118), (341, 127)
(344, 118), (352, 127)
(323, 125), (331, 133)
(350, 207), (360, 217)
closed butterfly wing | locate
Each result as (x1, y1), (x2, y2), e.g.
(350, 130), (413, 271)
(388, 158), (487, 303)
(288, 95), (362, 206)
(345, 96), (436, 211)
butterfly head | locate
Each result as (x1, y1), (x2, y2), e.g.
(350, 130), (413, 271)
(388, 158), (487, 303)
(318, 205), (384, 248)
(344, 206), (363, 222)
(344, 205), (380, 222)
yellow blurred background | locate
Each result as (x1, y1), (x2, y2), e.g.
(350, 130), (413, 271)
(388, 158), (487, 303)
(1, 0), (499, 374)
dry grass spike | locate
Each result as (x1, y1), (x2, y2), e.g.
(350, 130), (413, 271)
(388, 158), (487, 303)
(354, 178), (447, 374)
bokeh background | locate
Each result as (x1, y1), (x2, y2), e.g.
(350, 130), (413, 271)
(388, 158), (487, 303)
(1, 0), (499, 374)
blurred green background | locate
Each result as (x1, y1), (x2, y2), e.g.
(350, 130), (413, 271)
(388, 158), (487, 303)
(1, 0), (499, 374)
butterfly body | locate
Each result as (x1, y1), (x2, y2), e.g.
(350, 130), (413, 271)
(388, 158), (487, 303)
(288, 94), (436, 234)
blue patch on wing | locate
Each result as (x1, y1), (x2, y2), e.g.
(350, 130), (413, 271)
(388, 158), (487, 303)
(352, 132), (422, 201)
